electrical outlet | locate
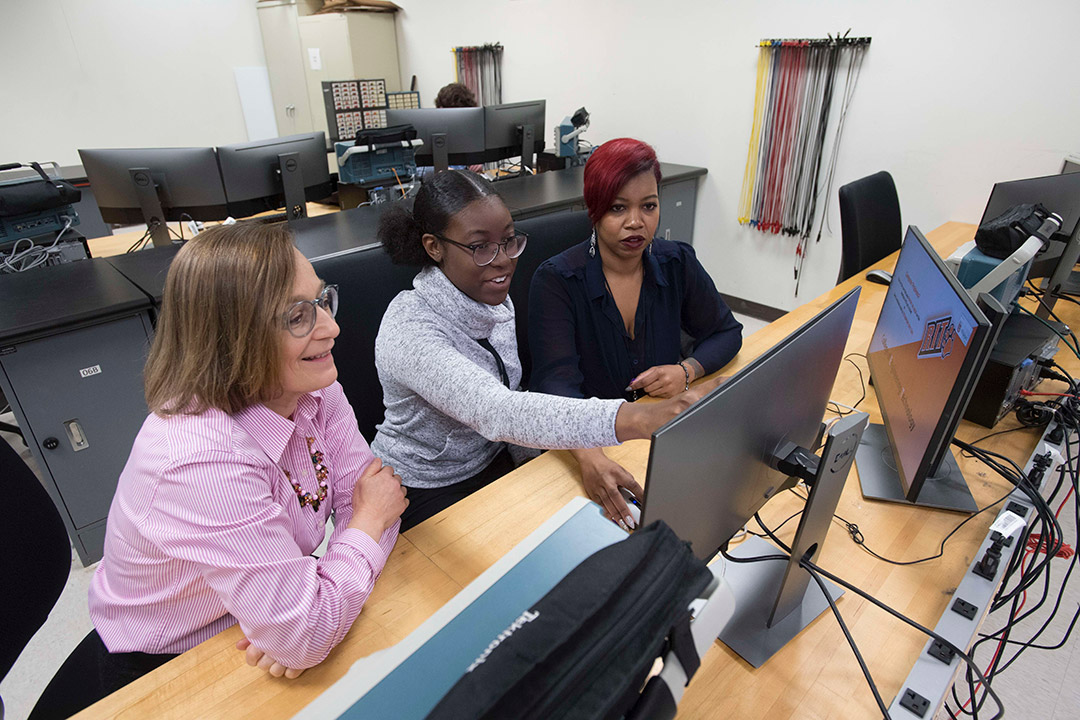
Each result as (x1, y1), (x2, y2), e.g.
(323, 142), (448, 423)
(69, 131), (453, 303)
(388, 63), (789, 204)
(1006, 501), (1028, 518)
(927, 640), (956, 664)
(952, 598), (978, 620)
(899, 688), (930, 717)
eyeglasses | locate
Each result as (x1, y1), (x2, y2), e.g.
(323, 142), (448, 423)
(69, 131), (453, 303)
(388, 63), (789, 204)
(436, 230), (528, 267)
(284, 284), (338, 338)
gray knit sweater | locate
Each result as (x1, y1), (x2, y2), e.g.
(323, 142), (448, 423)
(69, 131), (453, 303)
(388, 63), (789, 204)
(371, 266), (624, 489)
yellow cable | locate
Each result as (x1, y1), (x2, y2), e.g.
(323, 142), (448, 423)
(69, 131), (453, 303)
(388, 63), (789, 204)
(738, 46), (771, 224)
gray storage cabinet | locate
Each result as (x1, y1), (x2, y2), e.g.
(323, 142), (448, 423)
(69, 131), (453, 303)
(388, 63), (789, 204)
(0, 260), (153, 565)
(658, 177), (699, 245)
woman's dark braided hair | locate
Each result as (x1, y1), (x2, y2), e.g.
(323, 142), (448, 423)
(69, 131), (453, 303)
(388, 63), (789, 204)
(378, 170), (501, 266)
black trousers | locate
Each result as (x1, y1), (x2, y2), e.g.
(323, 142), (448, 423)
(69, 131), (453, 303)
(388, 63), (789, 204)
(28, 629), (177, 720)
(399, 448), (516, 532)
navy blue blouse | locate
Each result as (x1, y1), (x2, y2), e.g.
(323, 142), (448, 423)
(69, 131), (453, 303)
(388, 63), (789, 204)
(527, 237), (743, 400)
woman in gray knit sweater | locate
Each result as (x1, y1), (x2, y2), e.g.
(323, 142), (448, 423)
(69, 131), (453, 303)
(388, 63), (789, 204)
(371, 170), (713, 531)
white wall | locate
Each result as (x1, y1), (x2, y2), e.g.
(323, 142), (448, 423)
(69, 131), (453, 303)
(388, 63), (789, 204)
(394, 0), (1080, 311)
(0, 0), (268, 168)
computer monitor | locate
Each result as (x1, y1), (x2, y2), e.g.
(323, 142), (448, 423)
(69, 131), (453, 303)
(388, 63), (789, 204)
(78, 147), (228, 247)
(980, 172), (1080, 317)
(482, 100), (546, 172)
(980, 172), (1080, 244)
(640, 287), (863, 666)
(216, 132), (334, 221)
(856, 226), (1001, 512)
(384, 108), (486, 172)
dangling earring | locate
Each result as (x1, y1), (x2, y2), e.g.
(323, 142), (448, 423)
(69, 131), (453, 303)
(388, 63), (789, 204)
(588, 229), (597, 258)
(647, 240), (654, 256)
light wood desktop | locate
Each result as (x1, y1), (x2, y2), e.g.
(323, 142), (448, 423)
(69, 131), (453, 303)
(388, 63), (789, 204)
(84, 202), (341, 259)
(75, 222), (1057, 719)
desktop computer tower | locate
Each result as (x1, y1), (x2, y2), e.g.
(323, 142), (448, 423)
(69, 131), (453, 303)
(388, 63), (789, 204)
(964, 313), (1062, 428)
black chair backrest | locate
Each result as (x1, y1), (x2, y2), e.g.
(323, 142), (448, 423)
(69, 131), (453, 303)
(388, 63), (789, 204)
(510, 210), (592, 385)
(0, 438), (71, 683)
(312, 209), (590, 441)
(312, 245), (420, 443)
(838, 170), (902, 282)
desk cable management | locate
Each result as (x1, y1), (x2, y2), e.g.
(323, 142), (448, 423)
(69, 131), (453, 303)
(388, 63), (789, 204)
(1, 215), (74, 273)
(736, 357), (1080, 718)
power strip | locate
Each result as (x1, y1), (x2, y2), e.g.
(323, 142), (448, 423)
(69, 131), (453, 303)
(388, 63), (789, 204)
(886, 418), (1071, 717)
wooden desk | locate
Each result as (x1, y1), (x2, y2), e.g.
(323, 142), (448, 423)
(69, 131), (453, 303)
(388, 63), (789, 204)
(76, 222), (1056, 719)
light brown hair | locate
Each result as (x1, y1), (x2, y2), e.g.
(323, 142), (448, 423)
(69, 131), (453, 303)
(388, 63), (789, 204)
(144, 221), (296, 415)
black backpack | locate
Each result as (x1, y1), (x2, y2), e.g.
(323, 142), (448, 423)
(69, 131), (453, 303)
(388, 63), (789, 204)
(427, 520), (714, 720)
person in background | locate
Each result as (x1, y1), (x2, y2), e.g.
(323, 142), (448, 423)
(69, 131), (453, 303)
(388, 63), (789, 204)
(372, 170), (717, 531)
(434, 82), (478, 108)
(527, 138), (743, 525)
(31, 222), (407, 719)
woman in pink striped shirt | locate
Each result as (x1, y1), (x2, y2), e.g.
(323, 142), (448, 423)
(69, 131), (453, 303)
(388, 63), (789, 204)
(32, 222), (408, 719)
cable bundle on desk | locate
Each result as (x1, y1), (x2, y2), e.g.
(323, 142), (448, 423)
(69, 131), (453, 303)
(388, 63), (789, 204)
(941, 378), (1080, 718)
(736, 31), (870, 294)
(0, 215), (74, 273)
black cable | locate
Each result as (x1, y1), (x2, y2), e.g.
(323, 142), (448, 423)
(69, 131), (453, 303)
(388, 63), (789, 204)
(801, 556), (1006, 720)
(721, 548), (893, 718)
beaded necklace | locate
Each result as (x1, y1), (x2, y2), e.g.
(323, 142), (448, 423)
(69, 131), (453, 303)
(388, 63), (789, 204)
(283, 437), (330, 512)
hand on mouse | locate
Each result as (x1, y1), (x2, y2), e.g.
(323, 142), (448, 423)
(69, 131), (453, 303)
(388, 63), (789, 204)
(570, 447), (643, 530)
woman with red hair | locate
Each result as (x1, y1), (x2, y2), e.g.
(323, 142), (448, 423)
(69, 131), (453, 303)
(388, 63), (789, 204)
(528, 138), (742, 525)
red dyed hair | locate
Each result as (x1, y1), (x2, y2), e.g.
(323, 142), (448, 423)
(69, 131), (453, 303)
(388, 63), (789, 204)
(583, 138), (662, 226)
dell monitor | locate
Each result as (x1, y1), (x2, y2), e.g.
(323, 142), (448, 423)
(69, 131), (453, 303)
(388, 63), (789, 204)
(979, 172), (1080, 318)
(856, 226), (1000, 512)
(641, 287), (863, 666)
(384, 108), (486, 173)
(216, 132), (334, 222)
(482, 100), (546, 174)
(78, 147), (228, 247)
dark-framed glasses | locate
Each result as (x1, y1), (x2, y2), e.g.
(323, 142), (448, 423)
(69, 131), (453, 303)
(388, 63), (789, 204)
(284, 284), (339, 338)
(437, 230), (528, 267)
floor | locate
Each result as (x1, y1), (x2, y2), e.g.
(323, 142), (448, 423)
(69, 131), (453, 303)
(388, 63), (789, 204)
(2, 323), (1078, 719)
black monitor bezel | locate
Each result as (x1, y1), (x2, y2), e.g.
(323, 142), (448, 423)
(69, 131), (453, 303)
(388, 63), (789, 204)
(481, 100), (546, 163)
(384, 107), (488, 167)
(978, 171), (1080, 243)
(216, 132), (334, 218)
(78, 146), (229, 224)
(866, 225), (993, 500)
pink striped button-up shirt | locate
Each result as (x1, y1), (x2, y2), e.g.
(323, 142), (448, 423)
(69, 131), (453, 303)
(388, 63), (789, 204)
(88, 382), (398, 670)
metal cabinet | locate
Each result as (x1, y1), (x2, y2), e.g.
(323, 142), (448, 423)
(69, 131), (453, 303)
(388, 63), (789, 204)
(659, 177), (700, 245)
(0, 261), (153, 565)
(257, 1), (402, 140)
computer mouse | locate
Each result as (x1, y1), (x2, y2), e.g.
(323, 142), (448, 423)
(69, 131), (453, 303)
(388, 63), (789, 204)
(865, 269), (893, 285)
(618, 487), (642, 529)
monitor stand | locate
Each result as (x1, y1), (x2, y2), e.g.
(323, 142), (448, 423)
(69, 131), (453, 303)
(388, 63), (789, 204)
(278, 151), (307, 221)
(518, 124), (535, 176)
(431, 133), (450, 173)
(1035, 221), (1080, 319)
(719, 412), (868, 668)
(855, 423), (977, 512)
(129, 168), (171, 248)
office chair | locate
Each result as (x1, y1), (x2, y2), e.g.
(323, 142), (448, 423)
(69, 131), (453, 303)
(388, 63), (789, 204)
(837, 170), (902, 282)
(312, 243), (423, 442)
(509, 210), (591, 385)
(0, 437), (71, 718)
